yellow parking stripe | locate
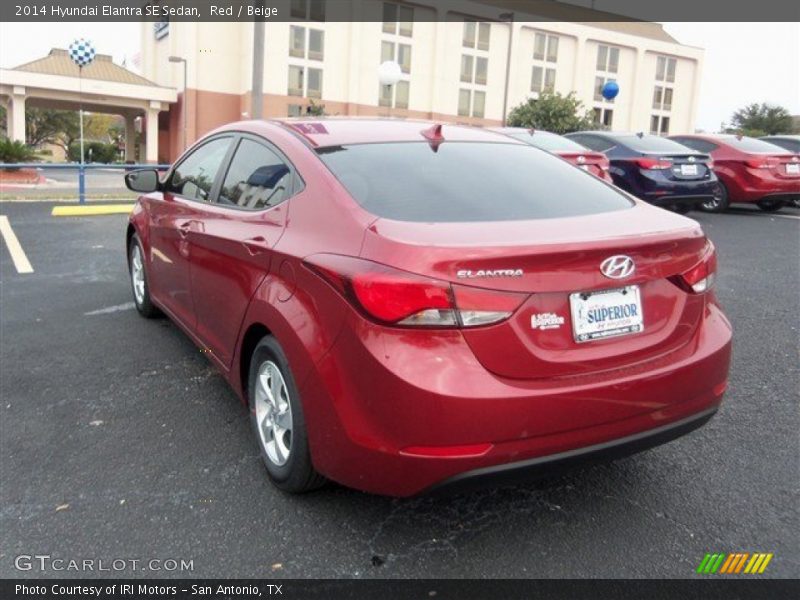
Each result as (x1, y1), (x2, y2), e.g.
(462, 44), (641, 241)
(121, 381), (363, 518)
(52, 204), (134, 216)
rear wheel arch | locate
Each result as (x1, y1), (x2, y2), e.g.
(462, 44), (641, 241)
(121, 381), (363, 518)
(239, 322), (272, 407)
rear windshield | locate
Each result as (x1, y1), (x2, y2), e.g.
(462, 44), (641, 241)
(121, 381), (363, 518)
(617, 135), (700, 154)
(510, 132), (588, 152)
(317, 142), (632, 222)
(722, 136), (792, 153)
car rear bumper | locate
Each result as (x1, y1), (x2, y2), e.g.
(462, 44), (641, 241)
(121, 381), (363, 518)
(300, 302), (732, 497)
(725, 173), (800, 202)
(426, 406), (717, 495)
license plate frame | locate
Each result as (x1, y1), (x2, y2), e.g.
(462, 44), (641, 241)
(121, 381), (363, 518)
(569, 285), (644, 343)
(680, 164), (699, 176)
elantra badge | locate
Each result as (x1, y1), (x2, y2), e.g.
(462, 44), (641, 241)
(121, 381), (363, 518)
(457, 269), (523, 279)
(600, 255), (635, 279)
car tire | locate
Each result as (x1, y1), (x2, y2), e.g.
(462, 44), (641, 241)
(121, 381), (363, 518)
(248, 335), (325, 494)
(128, 233), (160, 318)
(756, 198), (784, 212)
(698, 182), (729, 213)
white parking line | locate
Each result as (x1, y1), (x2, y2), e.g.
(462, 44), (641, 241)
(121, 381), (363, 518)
(84, 302), (136, 316)
(0, 215), (34, 274)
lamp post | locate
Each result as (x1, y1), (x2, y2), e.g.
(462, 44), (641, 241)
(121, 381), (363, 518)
(499, 12), (514, 127)
(377, 60), (402, 117)
(168, 55), (188, 152)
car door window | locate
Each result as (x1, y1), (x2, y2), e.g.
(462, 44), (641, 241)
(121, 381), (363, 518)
(218, 139), (294, 210)
(165, 137), (232, 202)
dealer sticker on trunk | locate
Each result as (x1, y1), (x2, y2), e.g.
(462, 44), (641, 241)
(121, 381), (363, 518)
(569, 285), (644, 343)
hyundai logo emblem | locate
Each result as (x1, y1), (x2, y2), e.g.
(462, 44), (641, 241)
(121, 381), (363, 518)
(577, 155), (586, 164)
(600, 255), (635, 279)
(688, 156), (696, 162)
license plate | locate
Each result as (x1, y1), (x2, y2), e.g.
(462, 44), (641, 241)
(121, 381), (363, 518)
(680, 164), (698, 176)
(787, 163), (799, 174)
(569, 286), (644, 343)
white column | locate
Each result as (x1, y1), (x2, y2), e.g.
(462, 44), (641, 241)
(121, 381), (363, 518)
(124, 113), (137, 162)
(9, 89), (26, 143)
(145, 103), (160, 163)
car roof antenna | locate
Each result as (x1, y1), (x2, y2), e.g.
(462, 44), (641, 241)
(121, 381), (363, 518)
(421, 124), (445, 153)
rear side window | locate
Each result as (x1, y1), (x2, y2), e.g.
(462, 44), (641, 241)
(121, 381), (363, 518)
(672, 138), (718, 153)
(218, 139), (293, 209)
(570, 135), (615, 152)
(166, 137), (232, 201)
(511, 132), (588, 152)
(763, 138), (800, 153)
(317, 142), (632, 222)
(723, 136), (794, 153)
(617, 135), (698, 154)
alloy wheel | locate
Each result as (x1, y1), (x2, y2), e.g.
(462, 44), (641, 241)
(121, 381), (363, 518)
(254, 360), (293, 466)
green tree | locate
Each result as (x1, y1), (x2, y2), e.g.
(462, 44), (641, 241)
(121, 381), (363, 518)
(726, 103), (793, 137)
(506, 90), (596, 133)
(25, 108), (80, 148)
(0, 137), (37, 164)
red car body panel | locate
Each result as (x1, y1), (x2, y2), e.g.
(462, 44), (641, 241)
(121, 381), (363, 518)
(129, 119), (732, 496)
(669, 134), (800, 204)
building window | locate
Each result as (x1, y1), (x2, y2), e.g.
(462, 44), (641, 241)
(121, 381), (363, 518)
(458, 89), (471, 117)
(463, 20), (490, 51)
(379, 80), (410, 109)
(532, 66), (556, 93)
(594, 76), (616, 103)
(381, 41), (411, 73)
(458, 89), (484, 118)
(307, 68), (322, 98)
(461, 54), (474, 83)
(288, 65), (304, 96)
(289, 26), (324, 61)
(472, 90), (486, 118)
(290, 26), (305, 58)
(475, 56), (488, 85)
(291, 0), (325, 21)
(596, 45), (620, 74)
(650, 115), (670, 136)
(308, 29), (324, 61)
(533, 32), (558, 63)
(288, 66), (322, 98)
(652, 85), (673, 111)
(593, 107), (614, 128)
(656, 55), (677, 83)
(383, 3), (413, 37)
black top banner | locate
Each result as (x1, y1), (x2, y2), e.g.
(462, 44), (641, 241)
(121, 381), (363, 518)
(1, 0), (799, 23)
(3, 579), (799, 600)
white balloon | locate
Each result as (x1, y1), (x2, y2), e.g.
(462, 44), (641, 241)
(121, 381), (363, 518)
(377, 61), (402, 86)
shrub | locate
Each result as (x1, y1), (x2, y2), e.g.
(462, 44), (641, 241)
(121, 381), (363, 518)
(67, 141), (120, 163)
(0, 137), (37, 164)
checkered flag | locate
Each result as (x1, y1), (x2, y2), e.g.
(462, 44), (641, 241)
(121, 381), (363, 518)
(68, 38), (96, 68)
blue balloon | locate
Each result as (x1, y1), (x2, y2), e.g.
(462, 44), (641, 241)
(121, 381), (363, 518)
(601, 80), (619, 100)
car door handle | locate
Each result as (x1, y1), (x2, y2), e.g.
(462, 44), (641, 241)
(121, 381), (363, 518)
(178, 221), (193, 238)
(243, 236), (269, 255)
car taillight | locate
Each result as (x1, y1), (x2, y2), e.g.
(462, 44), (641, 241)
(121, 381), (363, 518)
(745, 157), (777, 169)
(636, 158), (672, 170)
(672, 242), (717, 294)
(304, 254), (527, 328)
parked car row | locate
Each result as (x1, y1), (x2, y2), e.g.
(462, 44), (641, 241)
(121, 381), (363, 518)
(495, 128), (799, 214)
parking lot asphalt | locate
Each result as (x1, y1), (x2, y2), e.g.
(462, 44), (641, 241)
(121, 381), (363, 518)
(1, 201), (798, 579)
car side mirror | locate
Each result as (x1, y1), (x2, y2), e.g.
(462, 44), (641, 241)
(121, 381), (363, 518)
(125, 169), (161, 193)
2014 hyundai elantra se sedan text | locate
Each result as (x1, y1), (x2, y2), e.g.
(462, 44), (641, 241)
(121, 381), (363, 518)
(124, 119), (732, 497)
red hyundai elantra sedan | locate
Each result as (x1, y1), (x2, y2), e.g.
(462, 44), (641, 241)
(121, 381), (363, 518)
(125, 119), (732, 497)
(669, 134), (800, 213)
